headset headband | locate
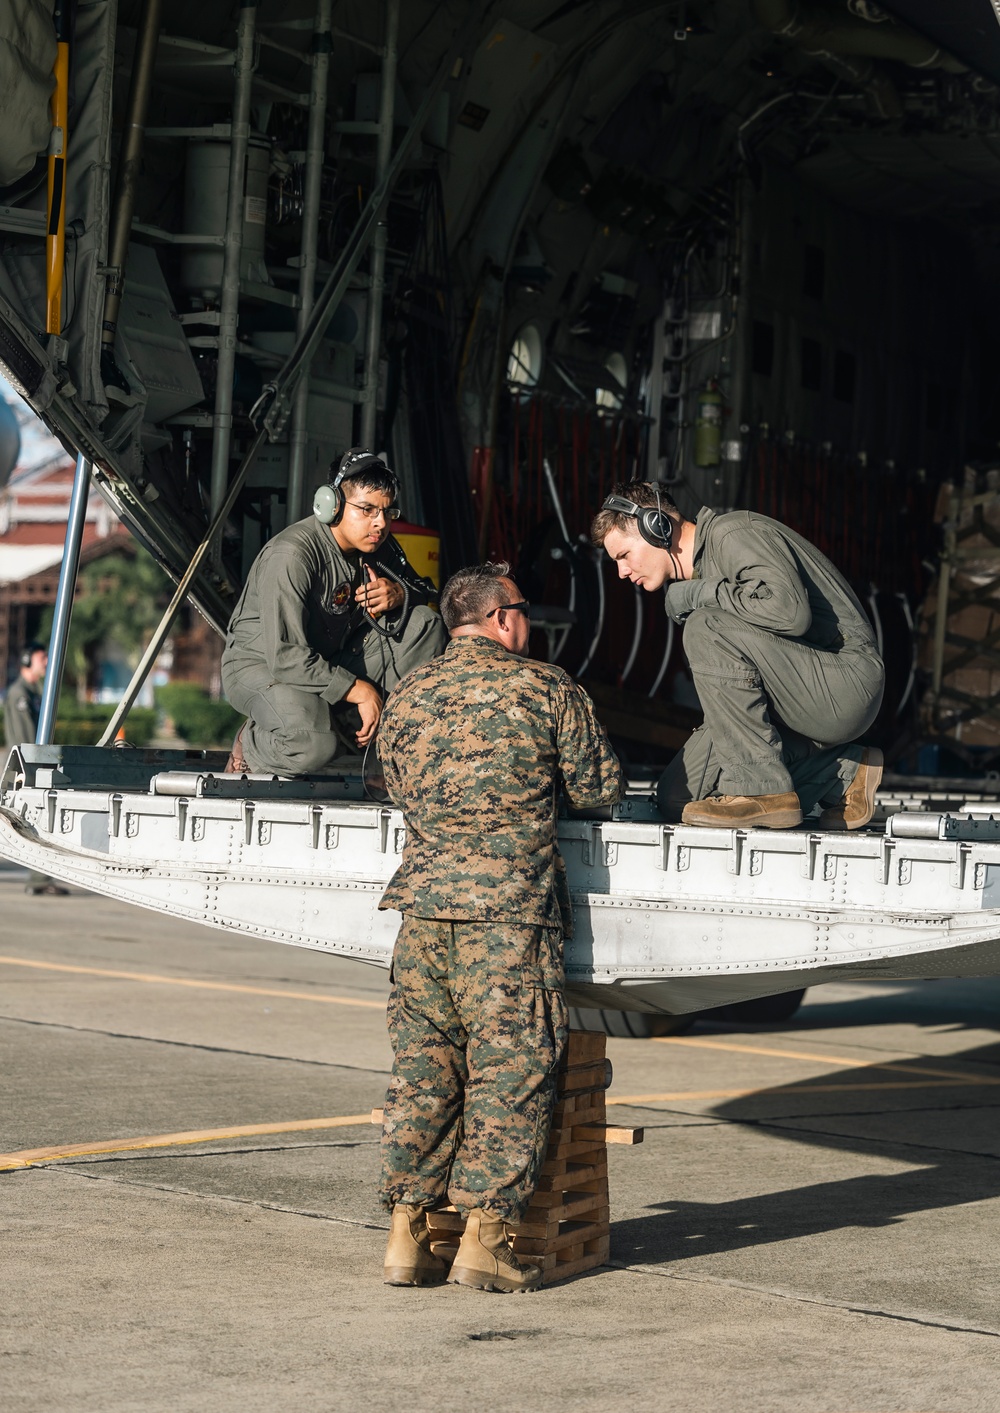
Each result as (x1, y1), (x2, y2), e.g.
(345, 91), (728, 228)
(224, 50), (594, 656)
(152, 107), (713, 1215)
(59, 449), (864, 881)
(314, 448), (398, 526)
(331, 449), (394, 493)
(601, 489), (674, 550)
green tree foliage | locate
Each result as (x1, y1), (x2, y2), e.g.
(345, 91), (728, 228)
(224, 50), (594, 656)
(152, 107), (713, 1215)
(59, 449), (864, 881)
(38, 547), (173, 700)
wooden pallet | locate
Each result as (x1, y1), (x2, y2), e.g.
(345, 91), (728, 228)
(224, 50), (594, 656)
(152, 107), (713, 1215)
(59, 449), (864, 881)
(374, 1028), (642, 1286)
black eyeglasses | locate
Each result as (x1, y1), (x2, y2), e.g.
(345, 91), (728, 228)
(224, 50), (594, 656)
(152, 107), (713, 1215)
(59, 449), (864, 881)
(485, 600), (530, 619)
(345, 501), (402, 521)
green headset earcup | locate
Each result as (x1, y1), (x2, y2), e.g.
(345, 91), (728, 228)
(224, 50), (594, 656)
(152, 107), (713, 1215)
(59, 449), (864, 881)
(313, 483), (342, 525)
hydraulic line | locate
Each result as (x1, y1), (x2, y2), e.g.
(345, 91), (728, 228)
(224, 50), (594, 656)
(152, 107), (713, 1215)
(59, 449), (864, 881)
(45, 0), (72, 335)
(101, 0), (163, 367)
(867, 585), (884, 658)
(543, 455), (576, 663)
(896, 592), (917, 717)
(648, 617), (674, 701)
(360, 0), (399, 447)
(620, 585), (643, 688)
(209, 0), (258, 520)
(575, 543), (606, 679)
(287, 0), (333, 524)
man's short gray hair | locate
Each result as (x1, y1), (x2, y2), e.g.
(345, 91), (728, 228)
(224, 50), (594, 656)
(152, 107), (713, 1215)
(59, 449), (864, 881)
(440, 562), (512, 630)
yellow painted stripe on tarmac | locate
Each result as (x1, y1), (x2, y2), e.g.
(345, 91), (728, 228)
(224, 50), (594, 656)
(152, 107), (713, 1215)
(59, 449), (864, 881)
(0, 955), (386, 1009)
(0, 1113), (375, 1171)
(654, 1033), (995, 1084)
(5, 1069), (995, 1172)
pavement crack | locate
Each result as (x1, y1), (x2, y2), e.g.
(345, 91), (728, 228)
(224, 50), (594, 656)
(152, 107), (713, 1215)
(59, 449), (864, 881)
(0, 1012), (391, 1077)
(608, 1262), (1000, 1339)
(54, 1139), (379, 1167)
(49, 1164), (392, 1232)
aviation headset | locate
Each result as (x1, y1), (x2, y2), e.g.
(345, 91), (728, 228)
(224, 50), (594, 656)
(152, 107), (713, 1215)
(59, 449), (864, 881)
(600, 484), (674, 550)
(313, 448), (398, 527)
(20, 641), (46, 668)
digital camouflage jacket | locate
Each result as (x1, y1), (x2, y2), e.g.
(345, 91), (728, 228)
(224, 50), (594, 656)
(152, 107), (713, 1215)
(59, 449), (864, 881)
(377, 635), (624, 932)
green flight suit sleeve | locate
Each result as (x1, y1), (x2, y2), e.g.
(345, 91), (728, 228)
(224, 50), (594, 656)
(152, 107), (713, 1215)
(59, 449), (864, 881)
(259, 549), (357, 703)
(665, 522), (812, 638)
(555, 679), (625, 810)
(4, 684), (38, 747)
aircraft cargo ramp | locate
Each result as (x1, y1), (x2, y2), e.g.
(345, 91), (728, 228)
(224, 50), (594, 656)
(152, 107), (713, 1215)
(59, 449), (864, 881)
(3, 745), (1000, 1019)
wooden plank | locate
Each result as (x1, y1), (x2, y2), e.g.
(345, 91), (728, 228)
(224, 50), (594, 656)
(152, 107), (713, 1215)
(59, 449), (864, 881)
(515, 1197), (610, 1238)
(541, 1246), (609, 1285)
(535, 1158), (608, 1191)
(552, 1100), (607, 1128)
(513, 1211), (610, 1254)
(564, 1030), (607, 1065)
(516, 1192), (610, 1237)
(557, 1062), (609, 1095)
(542, 1135), (608, 1161)
(575, 1123), (644, 1146)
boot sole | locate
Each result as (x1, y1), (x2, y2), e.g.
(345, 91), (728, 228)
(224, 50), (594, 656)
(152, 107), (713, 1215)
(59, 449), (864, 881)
(683, 808), (803, 830)
(449, 1266), (541, 1294)
(819, 750), (884, 832)
(383, 1267), (447, 1286)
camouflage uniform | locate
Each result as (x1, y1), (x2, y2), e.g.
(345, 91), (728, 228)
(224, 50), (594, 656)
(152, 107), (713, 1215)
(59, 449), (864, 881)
(377, 635), (623, 1223)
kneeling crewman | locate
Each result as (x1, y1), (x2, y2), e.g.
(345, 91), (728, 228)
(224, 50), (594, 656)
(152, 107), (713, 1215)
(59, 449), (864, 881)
(222, 449), (445, 774)
(591, 483), (885, 830)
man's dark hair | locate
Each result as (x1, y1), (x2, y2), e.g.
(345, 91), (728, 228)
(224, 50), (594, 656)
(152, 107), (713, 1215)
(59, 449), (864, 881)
(329, 449), (398, 502)
(341, 466), (398, 501)
(440, 561), (512, 630)
(590, 482), (680, 547)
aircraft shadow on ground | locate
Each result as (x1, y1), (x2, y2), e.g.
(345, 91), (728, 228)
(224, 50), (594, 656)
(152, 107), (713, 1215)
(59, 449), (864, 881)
(611, 1022), (1000, 1267)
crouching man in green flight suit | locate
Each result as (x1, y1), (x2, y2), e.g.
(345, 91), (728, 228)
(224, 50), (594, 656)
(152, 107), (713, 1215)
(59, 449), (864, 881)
(376, 562), (623, 1293)
(591, 483), (885, 830)
(221, 449), (445, 775)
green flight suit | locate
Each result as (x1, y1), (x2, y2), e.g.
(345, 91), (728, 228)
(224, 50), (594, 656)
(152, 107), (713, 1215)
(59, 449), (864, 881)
(657, 507), (885, 818)
(377, 635), (624, 1222)
(221, 515), (445, 774)
(5, 672), (52, 889)
(4, 673), (41, 750)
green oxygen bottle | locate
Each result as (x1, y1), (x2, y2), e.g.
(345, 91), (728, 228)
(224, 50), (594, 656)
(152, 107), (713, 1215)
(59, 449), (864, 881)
(694, 380), (723, 467)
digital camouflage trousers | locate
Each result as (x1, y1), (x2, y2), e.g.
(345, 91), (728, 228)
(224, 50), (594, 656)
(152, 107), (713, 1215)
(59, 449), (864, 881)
(379, 915), (568, 1224)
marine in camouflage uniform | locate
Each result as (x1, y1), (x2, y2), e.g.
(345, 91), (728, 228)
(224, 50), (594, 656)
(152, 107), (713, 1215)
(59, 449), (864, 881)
(377, 569), (623, 1229)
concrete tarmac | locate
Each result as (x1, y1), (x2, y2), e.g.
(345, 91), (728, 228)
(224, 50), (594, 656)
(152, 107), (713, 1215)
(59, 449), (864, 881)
(2, 868), (999, 1412)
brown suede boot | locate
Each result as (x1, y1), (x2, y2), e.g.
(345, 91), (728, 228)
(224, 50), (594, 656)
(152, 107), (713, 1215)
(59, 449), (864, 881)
(819, 747), (883, 831)
(448, 1210), (542, 1294)
(682, 791), (803, 829)
(383, 1204), (448, 1287)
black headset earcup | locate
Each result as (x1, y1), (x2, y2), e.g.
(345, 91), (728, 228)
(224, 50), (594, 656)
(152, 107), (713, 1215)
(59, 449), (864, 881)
(639, 509), (672, 549)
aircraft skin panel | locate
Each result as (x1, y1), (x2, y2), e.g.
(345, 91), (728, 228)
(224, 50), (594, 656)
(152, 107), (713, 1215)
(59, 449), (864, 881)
(3, 759), (1000, 1016)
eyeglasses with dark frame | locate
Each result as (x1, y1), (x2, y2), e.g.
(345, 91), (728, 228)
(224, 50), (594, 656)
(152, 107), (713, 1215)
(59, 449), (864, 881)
(345, 501), (402, 521)
(485, 600), (530, 619)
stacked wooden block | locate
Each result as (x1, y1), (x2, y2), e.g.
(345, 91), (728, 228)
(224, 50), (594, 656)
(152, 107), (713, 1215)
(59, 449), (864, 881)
(375, 1027), (643, 1286)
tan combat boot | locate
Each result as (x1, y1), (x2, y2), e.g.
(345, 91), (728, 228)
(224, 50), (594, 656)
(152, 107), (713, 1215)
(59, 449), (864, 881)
(682, 791), (803, 829)
(383, 1204), (448, 1286)
(819, 747), (883, 831)
(448, 1209), (542, 1294)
